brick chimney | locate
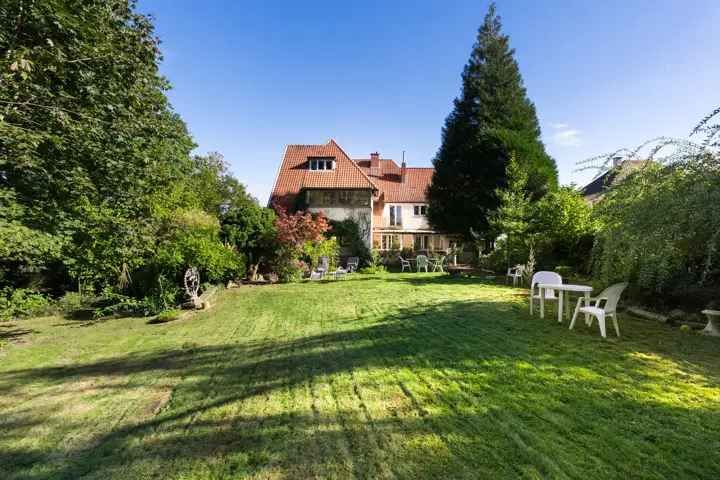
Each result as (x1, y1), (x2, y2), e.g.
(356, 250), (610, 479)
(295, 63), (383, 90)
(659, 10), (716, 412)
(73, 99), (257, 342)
(401, 160), (407, 183)
(370, 152), (380, 177)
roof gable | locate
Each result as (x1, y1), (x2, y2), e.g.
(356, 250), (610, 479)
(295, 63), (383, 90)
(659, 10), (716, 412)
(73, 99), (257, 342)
(269, 140), (377, 209)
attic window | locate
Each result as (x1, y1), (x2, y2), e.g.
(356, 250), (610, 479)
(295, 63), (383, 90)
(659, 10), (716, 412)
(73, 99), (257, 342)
(309, 157), (335, 171)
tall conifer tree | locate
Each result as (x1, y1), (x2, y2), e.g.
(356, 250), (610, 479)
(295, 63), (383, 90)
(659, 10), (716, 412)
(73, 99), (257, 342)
(427, 3), (557, 238)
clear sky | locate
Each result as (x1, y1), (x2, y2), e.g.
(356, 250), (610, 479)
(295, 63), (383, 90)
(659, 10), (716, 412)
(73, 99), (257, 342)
(138, 0), (720, 204)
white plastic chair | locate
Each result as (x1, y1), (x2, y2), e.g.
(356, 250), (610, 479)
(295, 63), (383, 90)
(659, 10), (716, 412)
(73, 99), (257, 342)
(529, 271), (562, 316)
(570, 282), (628, 338)
(399, 256), (412, 272)
(346, 257), (359, 273)
(506, 264), (524, 287)
(416, 255), (429, 273)
(431, 255), (446, 272)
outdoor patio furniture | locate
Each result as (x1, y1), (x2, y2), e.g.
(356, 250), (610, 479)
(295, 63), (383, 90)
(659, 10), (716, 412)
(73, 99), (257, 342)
(530, 271), (562, 316)
(700, 309), (720, 337)
(310, 256), (329, 280)
(317, 256), (329, 275)
(538, 282), (592, 324)
(570, 282), (628, 338)
(399, 256), (412, 272)
(333, 267), (348, 280)
(346, 257), (359, 273)
(430, 255), (447, 272)
(416, 255), (429, 272)
(506, 264), (524, 287)
(446, 265), (476, 277)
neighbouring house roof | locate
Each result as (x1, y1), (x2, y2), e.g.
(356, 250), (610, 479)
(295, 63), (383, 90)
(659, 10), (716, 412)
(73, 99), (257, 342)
(355, 159), (433, 203)
(580, 160), (647, 201)
(269, 139), (377, 209)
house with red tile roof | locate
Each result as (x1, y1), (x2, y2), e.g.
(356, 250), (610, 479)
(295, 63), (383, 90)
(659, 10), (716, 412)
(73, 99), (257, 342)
(269, 139), (456, 252)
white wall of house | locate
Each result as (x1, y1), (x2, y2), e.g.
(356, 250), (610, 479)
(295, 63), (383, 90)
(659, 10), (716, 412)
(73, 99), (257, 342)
(308, 206), (373, 248)
(381, 203), (430, 231)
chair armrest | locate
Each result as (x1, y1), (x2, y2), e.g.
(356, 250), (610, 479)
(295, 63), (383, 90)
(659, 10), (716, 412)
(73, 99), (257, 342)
(575, 296), (599, 308)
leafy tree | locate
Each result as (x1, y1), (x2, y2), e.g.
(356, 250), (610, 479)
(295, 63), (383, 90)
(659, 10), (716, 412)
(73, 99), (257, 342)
(189, 152), (251, 216)
(273, 208), (330, 248)
(592, 155), (720, 293)
(583, 106), (720, 299)
(0, 190), (63, 286)
(155, 209), (245, 284)
(428, 2), (557, 238)
(221, 201), (276, 280)
(530, 187), (596, 271)
(488, 153), (531, 267)
(0, 0), (195, 291)
(271, 208), (332, 282)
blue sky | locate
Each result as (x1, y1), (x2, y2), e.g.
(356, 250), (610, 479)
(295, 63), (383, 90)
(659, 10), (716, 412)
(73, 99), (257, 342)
(139, 0), (720, 204)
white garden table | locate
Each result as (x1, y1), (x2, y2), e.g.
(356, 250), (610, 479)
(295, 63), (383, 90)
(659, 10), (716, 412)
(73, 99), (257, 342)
(538, 283), (593, 324)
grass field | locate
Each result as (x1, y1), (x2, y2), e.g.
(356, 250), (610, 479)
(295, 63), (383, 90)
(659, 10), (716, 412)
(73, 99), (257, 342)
(1, 273), (719, 479)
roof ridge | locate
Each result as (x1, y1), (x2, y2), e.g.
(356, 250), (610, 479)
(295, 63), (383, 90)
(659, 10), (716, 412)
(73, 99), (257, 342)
(329, 140), (378, 191)
(268, 144), (289, 207)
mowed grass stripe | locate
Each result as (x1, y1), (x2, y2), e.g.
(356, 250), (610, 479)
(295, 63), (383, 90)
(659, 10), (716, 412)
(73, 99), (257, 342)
(2, 274), (720, 479)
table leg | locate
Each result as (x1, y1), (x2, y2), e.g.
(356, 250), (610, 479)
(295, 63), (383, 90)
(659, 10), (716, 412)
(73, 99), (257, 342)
(558, 291), (564, 323)
(565, 292), (571, 320)
(540, 287), (545, 319)
(584, 291), (590, 325)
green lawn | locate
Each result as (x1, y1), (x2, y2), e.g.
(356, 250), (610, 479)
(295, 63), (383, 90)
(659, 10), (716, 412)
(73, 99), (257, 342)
(2, 274), (719, 479)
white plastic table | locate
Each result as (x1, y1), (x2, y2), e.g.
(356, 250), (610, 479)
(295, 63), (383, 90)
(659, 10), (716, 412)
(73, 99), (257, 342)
(538, 283), (593, 324)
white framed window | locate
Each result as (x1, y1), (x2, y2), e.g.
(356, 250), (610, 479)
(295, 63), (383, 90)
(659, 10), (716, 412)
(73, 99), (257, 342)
(309, 158), (335, 171)
(413, 205), (427, 216)
(414, 235), (430, 251)
(389, 205), (402, 226)
(381, 234), (400, 250)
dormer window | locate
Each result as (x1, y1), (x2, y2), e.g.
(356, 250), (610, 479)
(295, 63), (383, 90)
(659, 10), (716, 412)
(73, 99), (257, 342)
(309, 157), (335, 171)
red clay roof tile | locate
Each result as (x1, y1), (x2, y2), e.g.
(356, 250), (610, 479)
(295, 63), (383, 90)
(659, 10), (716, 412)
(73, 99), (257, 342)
(269, 140), (433, 208)
(269, 140), (377, 209)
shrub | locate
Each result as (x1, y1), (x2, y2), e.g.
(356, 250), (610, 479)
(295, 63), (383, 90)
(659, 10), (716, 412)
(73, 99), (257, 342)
(155, 209), (246, 284)
(271, 208), (332, 282)
(150, 309), (183, 324)
(92, 289), (156, 318)
(592, 155), (720, 293)
(0, 287), (52, 321)
(303, 237), (340, 270)
(329, 218), (372, 265)
(530, 187), (596, 272)
(271, 248), (306, 283)
(359, 250), (387, 274)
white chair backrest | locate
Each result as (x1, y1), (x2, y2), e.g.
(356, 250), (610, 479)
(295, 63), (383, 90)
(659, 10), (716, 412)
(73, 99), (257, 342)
(507, 264), (523, 275)
(531, 271), (562, 296)
(416, 255), (428, 267)
(318, 256), (329, 271)
(596, 282), (628, 313)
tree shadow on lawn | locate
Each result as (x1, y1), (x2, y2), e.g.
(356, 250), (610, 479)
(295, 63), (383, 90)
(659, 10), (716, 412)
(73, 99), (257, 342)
(2, 298), (720, 479)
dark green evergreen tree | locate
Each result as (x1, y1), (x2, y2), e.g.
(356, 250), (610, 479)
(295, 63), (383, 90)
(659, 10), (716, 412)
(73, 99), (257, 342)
(427, 2), (557, 238)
